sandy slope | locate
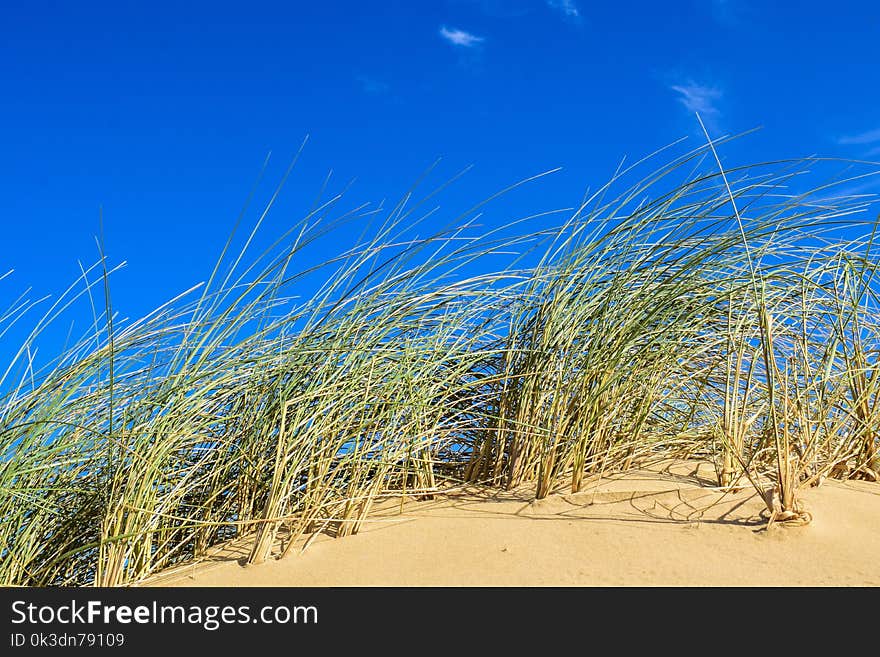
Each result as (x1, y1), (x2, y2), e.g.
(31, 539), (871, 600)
(145, 460), (880, 587)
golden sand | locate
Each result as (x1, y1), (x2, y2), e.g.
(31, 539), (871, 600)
(144, 460), (880, 587)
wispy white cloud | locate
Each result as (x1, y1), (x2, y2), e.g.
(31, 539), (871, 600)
(670, 81), (723, 116)
(836, 128), (880, 146)
(547, 0), (580, 19)
(439, 26), (485, 48)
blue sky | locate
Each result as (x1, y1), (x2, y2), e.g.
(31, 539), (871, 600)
(1, 0), (879, 367)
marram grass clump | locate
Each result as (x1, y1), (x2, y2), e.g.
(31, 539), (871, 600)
(1, 138), (878, 586)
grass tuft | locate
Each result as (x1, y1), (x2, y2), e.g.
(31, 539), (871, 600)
(1, 138), (878, 585)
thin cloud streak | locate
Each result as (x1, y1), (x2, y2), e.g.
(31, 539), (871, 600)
(439, 26), (485, 48)
(670, 82), (723, 116)
(836, 128), (880, 146)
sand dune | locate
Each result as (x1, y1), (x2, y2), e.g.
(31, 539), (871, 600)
(145, 461), (880, 587)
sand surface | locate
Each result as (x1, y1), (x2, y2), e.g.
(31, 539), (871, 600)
(145, 460), (880, 587)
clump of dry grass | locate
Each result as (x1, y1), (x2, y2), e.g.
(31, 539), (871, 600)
(1, 137), (878, 586)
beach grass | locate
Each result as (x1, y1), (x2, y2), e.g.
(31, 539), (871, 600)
(1, 137), (878, 586)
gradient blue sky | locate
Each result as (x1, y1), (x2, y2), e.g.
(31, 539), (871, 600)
(2, 1), (879, 363)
